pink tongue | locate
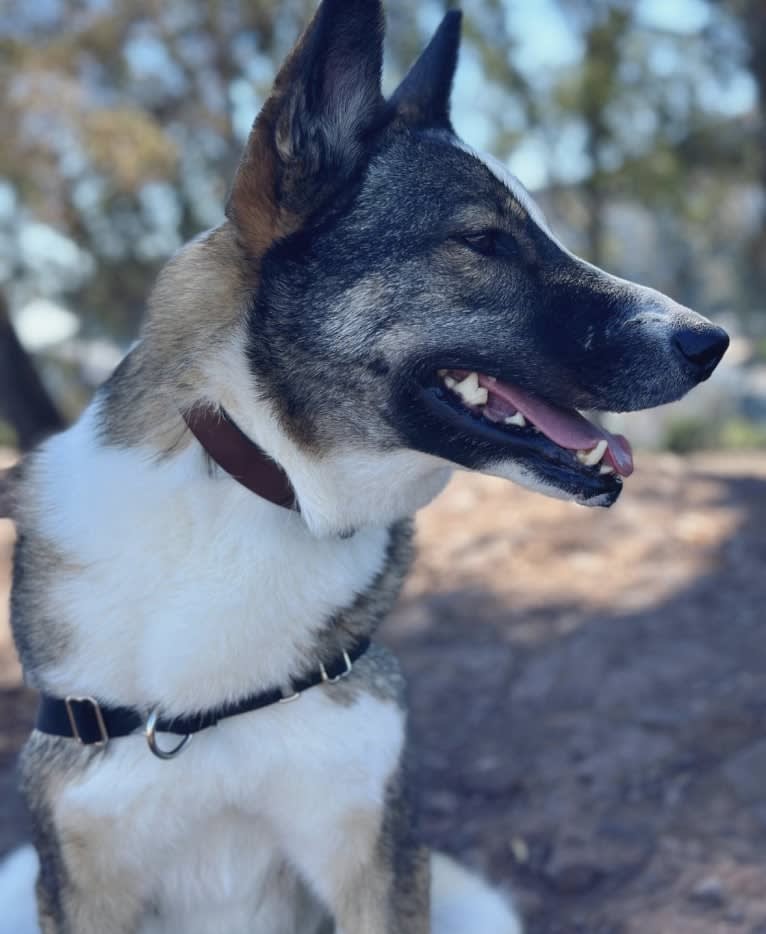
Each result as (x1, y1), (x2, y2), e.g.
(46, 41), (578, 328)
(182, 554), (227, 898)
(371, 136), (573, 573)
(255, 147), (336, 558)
(478, 375), (634, 477)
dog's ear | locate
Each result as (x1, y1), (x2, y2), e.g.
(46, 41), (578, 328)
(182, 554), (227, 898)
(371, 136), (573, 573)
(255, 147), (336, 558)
(227, 0), (385, 261)
(390, 11), (462, 129)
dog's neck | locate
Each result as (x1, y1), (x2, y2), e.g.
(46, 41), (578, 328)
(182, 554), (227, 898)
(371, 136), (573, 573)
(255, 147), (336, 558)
(16, 291), (453, 710)
(185, 331), (455, 538)
(21, 399), (402, 712)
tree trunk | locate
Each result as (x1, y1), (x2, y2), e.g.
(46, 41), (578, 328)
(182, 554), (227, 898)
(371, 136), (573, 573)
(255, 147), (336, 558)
(0, 294), (64, 450)
(742, 0), (766, 319)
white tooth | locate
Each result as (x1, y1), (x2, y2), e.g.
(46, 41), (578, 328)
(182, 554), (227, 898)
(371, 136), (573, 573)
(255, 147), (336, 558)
(504, 412), (526, 427)
(453, 372), (487, 406)
(444, 376), (457, 388)
(599, 464), (615, 475)
(577, 439), (608, 467)
(454, 372), (478, 394)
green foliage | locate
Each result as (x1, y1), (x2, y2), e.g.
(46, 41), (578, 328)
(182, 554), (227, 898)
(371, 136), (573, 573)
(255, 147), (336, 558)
(752, 338), (766, 363)
(0, 419), (17, 449)
(719, 416), (766, 449)
(663, 416), (718, 454)
(663, 415), (766, 453)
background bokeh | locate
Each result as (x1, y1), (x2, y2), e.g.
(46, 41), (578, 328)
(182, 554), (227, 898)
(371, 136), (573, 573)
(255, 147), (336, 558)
(1, 2), (765, 933)
(1, 0), (765, 449)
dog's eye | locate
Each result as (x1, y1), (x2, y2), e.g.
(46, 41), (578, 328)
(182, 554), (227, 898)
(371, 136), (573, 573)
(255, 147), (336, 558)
(461, 231), (499, 256)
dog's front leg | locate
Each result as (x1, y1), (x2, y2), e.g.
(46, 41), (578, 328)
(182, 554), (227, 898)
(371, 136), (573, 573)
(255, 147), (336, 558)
(275, 743), (430, 934)
(291, 795), (430, 934)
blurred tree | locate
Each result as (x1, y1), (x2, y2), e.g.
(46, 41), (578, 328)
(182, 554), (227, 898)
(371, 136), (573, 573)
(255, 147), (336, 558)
(526, 0), (757, 313)
(556, 1), (633, 265)
(714, 0), (766, 321)
(0, 0), (331, 337)
(0, 0), (530, 441)
(0, 295), (62, 449)
(0, 0), (763, 446)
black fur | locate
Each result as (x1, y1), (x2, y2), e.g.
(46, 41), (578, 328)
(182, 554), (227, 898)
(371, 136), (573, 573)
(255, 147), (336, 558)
(391, 11), (462, 128)
(242, 4), (728, 506)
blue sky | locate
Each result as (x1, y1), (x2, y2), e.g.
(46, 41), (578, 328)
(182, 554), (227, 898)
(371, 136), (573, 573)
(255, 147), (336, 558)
(449, 0), (756, 189)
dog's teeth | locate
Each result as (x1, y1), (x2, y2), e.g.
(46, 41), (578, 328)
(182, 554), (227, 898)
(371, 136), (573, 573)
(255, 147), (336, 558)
(576, 440), (608, 467)
(437, 368), (448, 377)
(504, 412), (526, 427)
(453, 372), (488, 406)
(591, 440), (609, 463)
(599, 464), (615, 475)
(444, 376), (457, 389)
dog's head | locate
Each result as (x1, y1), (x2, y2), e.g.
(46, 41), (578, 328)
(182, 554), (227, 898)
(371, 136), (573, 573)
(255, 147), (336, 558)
(220, 0), (728, 533)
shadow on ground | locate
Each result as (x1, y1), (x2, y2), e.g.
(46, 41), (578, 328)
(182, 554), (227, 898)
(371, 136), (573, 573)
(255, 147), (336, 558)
(382, 460), (766, 934)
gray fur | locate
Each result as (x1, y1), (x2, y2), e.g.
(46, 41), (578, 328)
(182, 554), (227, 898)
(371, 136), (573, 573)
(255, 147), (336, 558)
(18, 735), (104, 933)
(97, 224), (251, 454)
(11, 464), (76, 687)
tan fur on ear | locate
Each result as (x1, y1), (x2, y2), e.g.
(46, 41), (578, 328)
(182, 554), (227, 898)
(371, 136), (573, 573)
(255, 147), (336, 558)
(226, 96), (302, 262)
(225, 16), (317, 262)
(226, 0), (384, 262)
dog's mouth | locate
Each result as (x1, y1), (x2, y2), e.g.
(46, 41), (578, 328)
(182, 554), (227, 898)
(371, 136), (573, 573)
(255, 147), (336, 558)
(415, 367), (634, 506)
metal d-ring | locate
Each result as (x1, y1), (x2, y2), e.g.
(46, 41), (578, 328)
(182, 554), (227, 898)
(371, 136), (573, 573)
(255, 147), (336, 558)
(144, 709), (193, 760)
(319, 650), (354, 685)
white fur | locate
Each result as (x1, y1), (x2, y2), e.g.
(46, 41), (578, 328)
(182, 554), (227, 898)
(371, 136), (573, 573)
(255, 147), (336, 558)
(430, 854), (522, 934)
(37, 401), (392, 710)
(484, 459), (617, 507)
(0, 846), (39, 934)
(16, 383), (521, 931)
(57, 688), (405, 934)
(0, 847), (523, 934)
(26, 394), (410, 930)
(453, 140), (556, 240)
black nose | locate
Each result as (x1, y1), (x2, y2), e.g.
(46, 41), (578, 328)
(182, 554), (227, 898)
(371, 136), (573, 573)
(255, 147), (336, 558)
(673, 324), (729, 381)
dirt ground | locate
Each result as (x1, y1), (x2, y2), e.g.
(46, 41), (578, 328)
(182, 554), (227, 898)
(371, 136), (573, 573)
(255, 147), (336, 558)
(1, 451), (766, 933)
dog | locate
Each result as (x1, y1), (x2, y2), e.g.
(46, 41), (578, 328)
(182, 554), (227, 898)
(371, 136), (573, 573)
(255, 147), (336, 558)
(0, 0), (728, 931)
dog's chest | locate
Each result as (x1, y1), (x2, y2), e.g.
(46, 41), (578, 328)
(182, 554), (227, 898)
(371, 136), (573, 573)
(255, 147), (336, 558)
(25, 407), (408, 931)
(55, 688), (404, 933)
(138, 813), (318, 934)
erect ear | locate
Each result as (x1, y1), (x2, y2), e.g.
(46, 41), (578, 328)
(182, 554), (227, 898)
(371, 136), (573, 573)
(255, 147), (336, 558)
(227, 0), (385, 261)
(390, 11), (462, 129)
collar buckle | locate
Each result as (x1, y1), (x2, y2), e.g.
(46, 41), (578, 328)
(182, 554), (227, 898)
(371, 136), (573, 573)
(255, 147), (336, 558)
(64, 695), (108, 747)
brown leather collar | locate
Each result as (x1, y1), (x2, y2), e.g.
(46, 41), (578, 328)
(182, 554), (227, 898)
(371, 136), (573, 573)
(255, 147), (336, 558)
(183, 405), (297, 511)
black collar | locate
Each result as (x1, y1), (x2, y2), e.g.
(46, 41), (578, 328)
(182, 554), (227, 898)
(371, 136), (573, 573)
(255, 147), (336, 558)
(35, 637), (370, 755)
(183, 404), (298, 511)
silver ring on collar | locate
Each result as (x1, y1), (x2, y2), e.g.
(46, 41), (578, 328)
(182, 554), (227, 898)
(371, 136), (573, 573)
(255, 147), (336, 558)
(144, 709), (193, 760)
